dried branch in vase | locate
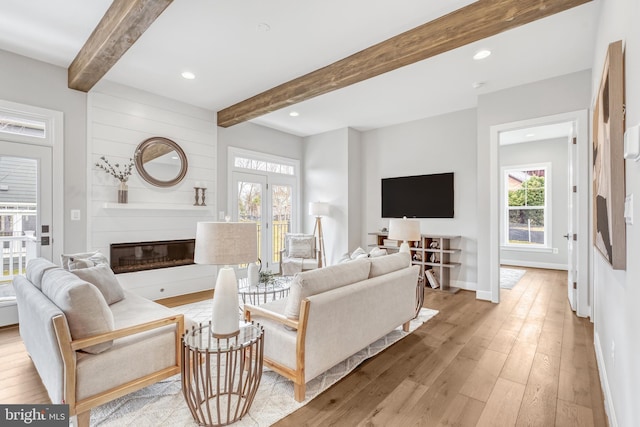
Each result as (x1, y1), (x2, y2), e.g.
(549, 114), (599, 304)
(95, 156), (134, 183)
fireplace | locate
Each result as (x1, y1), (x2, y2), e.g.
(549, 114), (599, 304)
(110, 239), (195, 274)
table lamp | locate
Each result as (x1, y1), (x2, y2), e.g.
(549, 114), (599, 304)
(194, 221), (257, 337)
(388, 217), (421, 254)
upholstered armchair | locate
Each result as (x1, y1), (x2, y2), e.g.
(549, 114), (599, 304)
(279, 233), (320, 276)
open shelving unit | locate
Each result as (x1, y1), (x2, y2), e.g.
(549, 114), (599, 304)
(368, 232), (461, 293)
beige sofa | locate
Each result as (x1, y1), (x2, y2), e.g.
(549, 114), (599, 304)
(245, 252), (419, 401)
(14, 258), (186, 427)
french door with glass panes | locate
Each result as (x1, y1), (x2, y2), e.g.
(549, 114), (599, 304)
(231, 171), (296, 272)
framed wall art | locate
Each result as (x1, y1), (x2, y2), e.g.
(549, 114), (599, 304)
(593, 40), (626, 270)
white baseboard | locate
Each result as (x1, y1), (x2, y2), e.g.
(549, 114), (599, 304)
(452, 280), (476, 291)
(500, 259), (568, 271)
(594, 331), (618, 427)
(475, 290), (493, 301)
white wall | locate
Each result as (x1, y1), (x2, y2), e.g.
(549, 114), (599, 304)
(500, 138), (569, 270)
(87, 81), (217, 300)
(216, 122), (303, 216)
(591, 0), (640, 425)
(0, 49), (87, 253)
(362, 108), (477, 289)
(303, 128), (350, 265)
(476, 70), (592, 298)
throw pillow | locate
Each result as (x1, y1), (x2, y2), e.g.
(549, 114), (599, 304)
(70, 264), (125, 305)
(60, 251), (109, 271)
(350, 247), (367, 260)
(287, 236), (314, 258)
(369, 247), (388, 258)
(25, 258), (59, 290)
(41, 268), (115, 354)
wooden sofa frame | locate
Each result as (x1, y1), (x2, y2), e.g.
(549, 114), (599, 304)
(52, 313), (184, 427)
(244, 300), (409, 402)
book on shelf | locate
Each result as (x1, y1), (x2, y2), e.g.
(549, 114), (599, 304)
(425, 269), (440, 289)
(382, 239), (399, 247)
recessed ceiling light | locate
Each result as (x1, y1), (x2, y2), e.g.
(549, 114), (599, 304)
(257, 22), (271, 32)
(289, 111), (299, 117)
(525, 133), (535, 138)
(181, 71), (195, 80)
(473, 49), (492, 60)
(171, 156), (179, 160)
(472, 82), (485, 89)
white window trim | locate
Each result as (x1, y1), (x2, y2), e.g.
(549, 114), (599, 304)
(227, 146), (301, 238)
(501, 162), (551, 249)
(0, 99), (64, 261)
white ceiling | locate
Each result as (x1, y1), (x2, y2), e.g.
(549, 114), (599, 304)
(0, 0), (600, 137)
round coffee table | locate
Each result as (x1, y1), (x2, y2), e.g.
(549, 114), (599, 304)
(238, 276), (292, 305)
(181, 322), (264, 427)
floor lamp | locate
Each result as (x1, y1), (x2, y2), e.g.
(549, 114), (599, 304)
(309, 202), (329, 268)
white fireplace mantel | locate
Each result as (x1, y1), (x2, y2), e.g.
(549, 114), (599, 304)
(102, 202), (212, 211)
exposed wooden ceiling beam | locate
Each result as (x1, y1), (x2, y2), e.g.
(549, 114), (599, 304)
(217, 0), (592, 128)
(68, 0), (173, 92)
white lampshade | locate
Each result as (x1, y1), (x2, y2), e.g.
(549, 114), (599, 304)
(308, 202), (330, 217)
(194, 221), (257, 337)
(194, 222), (257, 265)
(388, 217), (421, 254)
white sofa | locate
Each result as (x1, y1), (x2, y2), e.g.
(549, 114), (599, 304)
(14, 258), (186, 427)
(245, 252), (419, 401)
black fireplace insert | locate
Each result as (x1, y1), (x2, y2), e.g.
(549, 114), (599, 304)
(110, 239), (195, 274)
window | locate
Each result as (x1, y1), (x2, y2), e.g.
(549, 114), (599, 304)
(234, 156), (295, 175)
(504, 165), (549, 247)
(0, 115), (46, 138)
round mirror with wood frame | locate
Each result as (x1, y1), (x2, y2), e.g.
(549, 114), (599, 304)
(135, 137), (188, 187)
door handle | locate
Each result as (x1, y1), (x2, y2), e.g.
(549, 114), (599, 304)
(563, 234), (570, 240)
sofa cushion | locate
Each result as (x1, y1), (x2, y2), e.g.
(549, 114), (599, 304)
(41, 268), (115, 354)
(287, 234), (315, 258)
(25, 258), (59, 290)
(75, 291), (185, 400)
(368, 252), (410, 278)
(60, 251), (109, 271)
(71, 264), (125, 305)
(284, 260), (371, 319)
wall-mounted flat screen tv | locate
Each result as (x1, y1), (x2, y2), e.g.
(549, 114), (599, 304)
(381, 172), (454, 218)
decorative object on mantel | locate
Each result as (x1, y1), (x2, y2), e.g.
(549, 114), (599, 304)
(194, 220), (257, 337)
(135, 136), (188, 188)
(95, 156), (134, 204)
(193, 182), (207, 206)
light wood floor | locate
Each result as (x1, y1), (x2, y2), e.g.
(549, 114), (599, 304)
(0, 268), (607, 426)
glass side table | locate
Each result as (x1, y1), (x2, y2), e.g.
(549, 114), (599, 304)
(238, 276), (292, 305)
(181, 322), (264, 427)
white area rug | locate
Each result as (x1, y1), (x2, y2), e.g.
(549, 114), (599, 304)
(500, 267), (526, 289)
(91, 301), (438, 427)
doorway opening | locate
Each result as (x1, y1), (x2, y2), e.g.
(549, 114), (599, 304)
(228, 147), (300, 273)
(489, 110), (590, 318)
(0, 100), (63, 326)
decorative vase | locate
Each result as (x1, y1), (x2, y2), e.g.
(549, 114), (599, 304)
(118, 181), (128, 204)
(247, 258), (262, 286)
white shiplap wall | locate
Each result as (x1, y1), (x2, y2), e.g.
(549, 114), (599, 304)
(87, 82), (217, 299)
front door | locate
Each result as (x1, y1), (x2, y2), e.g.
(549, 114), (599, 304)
(0, 140), (53, 280)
